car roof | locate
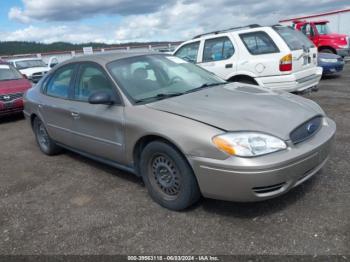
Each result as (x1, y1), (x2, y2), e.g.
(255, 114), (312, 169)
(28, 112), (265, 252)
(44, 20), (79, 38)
(60, 51), (161, 66)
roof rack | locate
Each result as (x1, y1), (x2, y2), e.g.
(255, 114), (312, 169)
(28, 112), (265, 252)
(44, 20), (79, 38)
(193, 24), (261, 39)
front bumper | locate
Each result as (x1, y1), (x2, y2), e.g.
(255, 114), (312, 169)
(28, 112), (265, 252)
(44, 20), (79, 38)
(336, 47), (350, 57)
(255, 67), (323, 93)
(0, 99), (24, 116)
(188, 118), (336, 202)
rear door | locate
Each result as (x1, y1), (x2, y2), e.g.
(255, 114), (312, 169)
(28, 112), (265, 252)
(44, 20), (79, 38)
(274, 26), (317, 74)
(198, 36), (236, 80)
(69, 62), (125, 163)
(39, 63), (77, 145)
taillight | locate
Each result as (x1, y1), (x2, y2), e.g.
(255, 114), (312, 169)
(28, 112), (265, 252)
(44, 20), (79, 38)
(279, 54), (292, 72)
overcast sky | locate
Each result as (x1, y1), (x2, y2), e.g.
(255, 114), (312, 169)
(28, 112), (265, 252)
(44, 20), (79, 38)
(1, 0), (349, 43)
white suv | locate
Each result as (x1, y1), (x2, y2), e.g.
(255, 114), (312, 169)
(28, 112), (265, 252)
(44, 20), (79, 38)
(174, 25), (323, 92)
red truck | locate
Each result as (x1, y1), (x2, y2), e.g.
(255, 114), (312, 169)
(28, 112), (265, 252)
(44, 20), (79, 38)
(292, 20), (349, 57)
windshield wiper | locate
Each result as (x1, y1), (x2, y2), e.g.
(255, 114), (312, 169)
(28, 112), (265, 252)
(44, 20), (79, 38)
(134, 92), (184, 104)
(134, 82), (227, 104)
(182, 82), (227, 95)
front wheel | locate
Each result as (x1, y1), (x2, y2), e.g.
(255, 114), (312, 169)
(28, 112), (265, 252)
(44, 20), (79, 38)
(140, 141), (201, 211)
(33, 117), (61, 155)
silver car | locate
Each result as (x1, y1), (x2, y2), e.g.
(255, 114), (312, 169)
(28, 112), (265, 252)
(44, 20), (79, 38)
(23, 52), (336, 210)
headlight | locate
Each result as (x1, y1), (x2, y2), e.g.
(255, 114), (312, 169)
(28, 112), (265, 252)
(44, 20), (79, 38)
(212, 132), (287, 157)
(320, 58), (338, 63)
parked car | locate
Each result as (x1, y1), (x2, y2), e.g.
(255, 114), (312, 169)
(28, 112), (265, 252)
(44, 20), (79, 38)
(173, 24), (323, 93)
(24, 53), (336, 210)
(318, 52), (345, 75)
(8, 57), (58, 83)
(0, 61), (32, 117)
(292, 20), (350, 57)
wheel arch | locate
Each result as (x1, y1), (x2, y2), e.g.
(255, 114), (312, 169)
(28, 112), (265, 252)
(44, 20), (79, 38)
(318, 46), (336, 54)
(132, 134), (191, 175)
(228, 74), (258, 85)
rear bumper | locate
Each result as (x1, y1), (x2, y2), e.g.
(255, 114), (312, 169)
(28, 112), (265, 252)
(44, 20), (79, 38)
(321, 63), (345, 75)
(188, 118), (336, 202)
(255, 67), (323, 92)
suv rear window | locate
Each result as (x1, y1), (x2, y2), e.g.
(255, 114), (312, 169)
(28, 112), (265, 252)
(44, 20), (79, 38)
(239, 31), (279, 55)
(274, 26), (314, 50)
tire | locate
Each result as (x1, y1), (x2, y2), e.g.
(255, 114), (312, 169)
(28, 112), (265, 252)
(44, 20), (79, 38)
(140, 141), (201, 211)
(33, 117), (61, 155)
(320, 48), (335, 54)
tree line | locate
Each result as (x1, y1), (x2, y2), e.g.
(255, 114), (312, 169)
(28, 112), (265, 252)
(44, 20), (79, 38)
(0, 41), (178, 56)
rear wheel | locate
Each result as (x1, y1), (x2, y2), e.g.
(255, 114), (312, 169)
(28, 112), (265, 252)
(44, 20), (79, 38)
(140, 141), (201, 210)
(33, 117), (61, 155)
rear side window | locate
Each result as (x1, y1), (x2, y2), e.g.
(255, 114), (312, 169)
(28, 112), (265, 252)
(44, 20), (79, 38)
(174, 42), (200, 63)
(46, 65), (75, 99)
(240, 31), (279, 55)
(203, 37), (235, 62)
(274, 26), (314, 50)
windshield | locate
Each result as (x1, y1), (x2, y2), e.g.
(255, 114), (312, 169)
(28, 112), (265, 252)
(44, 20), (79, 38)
(15, 60), (47, 69)
(274, 26), (315, 50)
(315, 24), (331, 35)
(107, 55), (226, 103)
(0, 64), (23, 81)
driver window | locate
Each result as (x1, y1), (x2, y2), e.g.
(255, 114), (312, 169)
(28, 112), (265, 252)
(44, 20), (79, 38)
(75, 64), (114, 102)
(174, 42), (200, 63)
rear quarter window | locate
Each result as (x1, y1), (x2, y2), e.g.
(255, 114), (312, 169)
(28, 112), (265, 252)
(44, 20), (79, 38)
(239, 31), (279, 55)
(274, 26), (315, 50)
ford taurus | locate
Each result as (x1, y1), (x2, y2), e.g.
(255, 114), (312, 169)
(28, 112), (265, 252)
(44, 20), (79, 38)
(23, 52), (336, 210)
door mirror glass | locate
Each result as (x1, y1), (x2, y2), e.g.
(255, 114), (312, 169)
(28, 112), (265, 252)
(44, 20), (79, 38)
(88, 91), (114, 105)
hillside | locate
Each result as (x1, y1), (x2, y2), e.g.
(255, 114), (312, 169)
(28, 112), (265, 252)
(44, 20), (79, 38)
(0, 41), (179, 56)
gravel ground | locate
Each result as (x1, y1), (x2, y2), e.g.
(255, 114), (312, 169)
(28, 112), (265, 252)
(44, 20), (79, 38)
(0, 65), (349, 255)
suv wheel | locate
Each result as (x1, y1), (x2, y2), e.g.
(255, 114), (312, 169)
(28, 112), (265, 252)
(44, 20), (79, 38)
(140, 141), (201, 210)
(33, 117), (61, 155)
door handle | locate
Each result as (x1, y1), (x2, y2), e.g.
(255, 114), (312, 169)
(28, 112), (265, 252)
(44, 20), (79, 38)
(71, 112), (80, 118)
(225, 64), (233, 68)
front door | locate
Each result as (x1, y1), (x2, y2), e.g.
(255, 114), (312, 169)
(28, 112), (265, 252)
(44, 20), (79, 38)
(69, 62), (125, 164)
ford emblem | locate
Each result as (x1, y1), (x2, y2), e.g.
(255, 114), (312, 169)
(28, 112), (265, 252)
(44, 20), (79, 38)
(307, 123), (317, 134)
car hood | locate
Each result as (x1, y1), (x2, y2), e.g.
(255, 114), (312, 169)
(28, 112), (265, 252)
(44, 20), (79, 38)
(0, 79), (32, 94)
(319, 33), (347, 40)
(147, 83), (324, 140)
(19, 67), (49, 76)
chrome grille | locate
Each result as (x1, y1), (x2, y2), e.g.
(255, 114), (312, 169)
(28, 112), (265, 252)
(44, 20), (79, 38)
(0, 93), (23, 102)
(290, 116), (322, 144)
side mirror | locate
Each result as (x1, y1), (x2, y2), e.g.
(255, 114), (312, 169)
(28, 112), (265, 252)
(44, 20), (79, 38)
(88, 91), (114, 105)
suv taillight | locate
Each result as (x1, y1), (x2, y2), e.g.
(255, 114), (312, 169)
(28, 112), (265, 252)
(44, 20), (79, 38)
(280, 54), (292, 71)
